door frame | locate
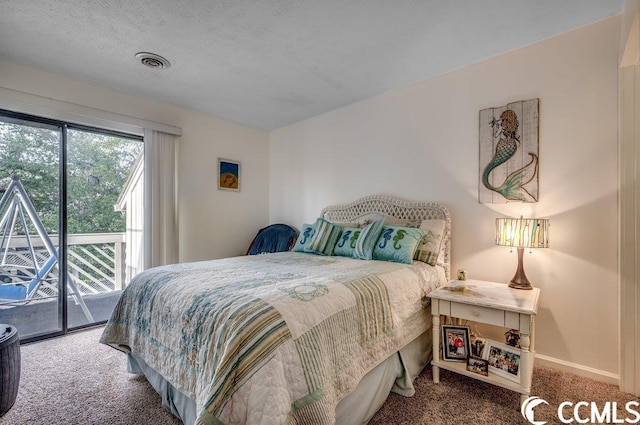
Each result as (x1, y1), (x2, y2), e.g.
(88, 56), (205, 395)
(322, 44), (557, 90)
(619, 11), (640, 396)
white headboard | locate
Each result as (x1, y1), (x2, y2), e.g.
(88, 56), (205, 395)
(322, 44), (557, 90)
(320, 194), (452, 280)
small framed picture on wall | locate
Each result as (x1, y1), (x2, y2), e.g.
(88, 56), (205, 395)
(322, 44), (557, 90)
(218, 158), (240, 192)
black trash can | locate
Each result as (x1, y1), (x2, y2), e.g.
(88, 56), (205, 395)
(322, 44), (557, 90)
(0, 324), (20, 417)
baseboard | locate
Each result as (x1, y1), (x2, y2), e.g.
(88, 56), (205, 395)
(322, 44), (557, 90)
(535, 353), (619, 386)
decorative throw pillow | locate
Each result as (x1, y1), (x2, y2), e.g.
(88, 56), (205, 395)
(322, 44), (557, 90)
(304, 218), (342, 256)
(373, 226), (425, 264)
(333, 227), (361, 257)
(332, 220), (369, 229)
(383, 218), (422, 228)
(414, 219), (446, 266)
(354, 218), (386, 260)
(292, 223), (316, 252)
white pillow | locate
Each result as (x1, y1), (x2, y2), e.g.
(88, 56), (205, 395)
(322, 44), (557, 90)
(414, 219), (446, 266)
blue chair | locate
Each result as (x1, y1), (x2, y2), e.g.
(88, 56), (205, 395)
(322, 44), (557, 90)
(246, 224), (298, 255)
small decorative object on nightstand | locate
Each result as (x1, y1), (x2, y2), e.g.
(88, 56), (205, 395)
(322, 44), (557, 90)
(495, 216), (549, 290)
(428, 279), (540, 404)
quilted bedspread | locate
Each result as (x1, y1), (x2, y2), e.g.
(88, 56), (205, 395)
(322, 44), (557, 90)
(100, 252), (443, 425)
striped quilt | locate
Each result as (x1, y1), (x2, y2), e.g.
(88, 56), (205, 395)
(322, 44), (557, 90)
(100, 252), (444, 425)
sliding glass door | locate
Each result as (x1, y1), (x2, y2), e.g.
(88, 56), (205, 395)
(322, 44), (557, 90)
(0, 113), (62, 339)
(65, 127), (143, 329)
(0, 110), (143, 341)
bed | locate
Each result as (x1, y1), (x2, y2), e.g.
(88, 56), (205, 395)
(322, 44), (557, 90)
(100, 194), (451, 425)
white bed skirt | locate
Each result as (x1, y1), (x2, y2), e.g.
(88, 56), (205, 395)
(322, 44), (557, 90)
(127, 330), (433, 425)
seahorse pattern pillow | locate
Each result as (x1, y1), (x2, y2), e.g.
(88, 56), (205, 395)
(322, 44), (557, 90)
(354, 218), (386, 260)
(414, 219), (446, 266)
(292, 223), (316, 252)
(333, 227), (361, 257)
(305, 218), (342, 256)
(373, 226), (425, 264)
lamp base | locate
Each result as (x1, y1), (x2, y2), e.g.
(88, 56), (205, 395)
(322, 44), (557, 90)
(508, 246), (533, 290)
(508, 279), (533, 290)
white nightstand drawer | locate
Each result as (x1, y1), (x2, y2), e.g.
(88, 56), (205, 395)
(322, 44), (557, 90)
(450, 303), (505, 327)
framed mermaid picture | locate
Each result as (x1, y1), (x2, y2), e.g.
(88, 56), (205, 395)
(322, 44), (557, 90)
(479, 99), (539, 203)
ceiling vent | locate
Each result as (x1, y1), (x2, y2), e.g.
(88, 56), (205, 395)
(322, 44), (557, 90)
(135, 52), (170, 69)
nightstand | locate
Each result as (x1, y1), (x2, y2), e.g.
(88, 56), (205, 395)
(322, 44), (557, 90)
(428, 279), (540, 403)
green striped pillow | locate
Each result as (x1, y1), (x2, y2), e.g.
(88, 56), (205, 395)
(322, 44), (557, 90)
(354, 218), (386, 260)
(304, 218), (343, 256)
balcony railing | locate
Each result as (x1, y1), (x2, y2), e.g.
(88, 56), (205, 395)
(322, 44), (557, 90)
(0, 233), (126, 301)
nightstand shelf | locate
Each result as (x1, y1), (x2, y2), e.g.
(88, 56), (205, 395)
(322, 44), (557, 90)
(431, 357), (534, 394)
(428, 279), (540, 403)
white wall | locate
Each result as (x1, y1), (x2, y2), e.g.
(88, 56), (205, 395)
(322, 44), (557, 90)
(270, 18), (621, 379)
(623, 0), (640, 47)
(0, 59), (270, 263)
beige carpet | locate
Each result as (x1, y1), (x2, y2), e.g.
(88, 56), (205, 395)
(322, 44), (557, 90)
(2, 327), (180, 425)
(370, 362), (638, 425)
(2, 326), (637, 424)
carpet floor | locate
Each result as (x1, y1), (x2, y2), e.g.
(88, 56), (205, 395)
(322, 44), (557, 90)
(1, 327), (637, 424)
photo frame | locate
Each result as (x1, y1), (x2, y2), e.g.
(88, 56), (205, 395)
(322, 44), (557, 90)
(483, 339), (521, 382)
(466, 356), (489, 376)
(218, 158), (240, 192)
(471, 337), (486, 358)
(441, 325), (471, 361)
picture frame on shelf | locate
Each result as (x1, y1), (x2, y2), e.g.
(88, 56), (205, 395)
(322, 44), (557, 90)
(218, 158), (240, 192)
(441, 325), (471, 361)
(484, 339), (521, 382)
(504, 329), (521, 347)
(470, 335), (486, 358)
(466, 356), (489, 376)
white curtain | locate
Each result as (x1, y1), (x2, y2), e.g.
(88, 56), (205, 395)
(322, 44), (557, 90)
(143, 129), (178, 269)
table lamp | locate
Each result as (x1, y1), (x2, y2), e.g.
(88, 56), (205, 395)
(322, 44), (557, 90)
(495, 217), (549, 290)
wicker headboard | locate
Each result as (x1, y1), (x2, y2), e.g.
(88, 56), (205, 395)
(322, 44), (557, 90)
(320, 194), (452, 280)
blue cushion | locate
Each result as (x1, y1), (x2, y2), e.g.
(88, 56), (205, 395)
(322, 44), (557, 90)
(304, 218), (342, 256)
(373, 226), (425, 264)
(354, 219), (385, 260)
(0, 284), (27, 301)
(292, 223), (316, 252)
(333, 227), (361, 258)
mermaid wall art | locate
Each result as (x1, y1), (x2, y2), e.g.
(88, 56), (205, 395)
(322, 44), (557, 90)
(479, 99), (539, 203)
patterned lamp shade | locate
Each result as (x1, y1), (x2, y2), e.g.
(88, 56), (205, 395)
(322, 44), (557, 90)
(495, 217), (549, 249)
(495, 217), (549, 290)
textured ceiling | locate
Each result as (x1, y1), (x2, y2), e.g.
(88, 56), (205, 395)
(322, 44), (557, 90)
(0, 0), (624, 130)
